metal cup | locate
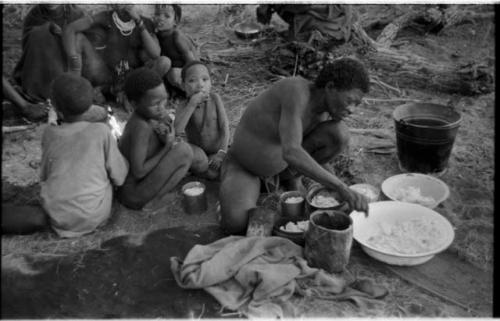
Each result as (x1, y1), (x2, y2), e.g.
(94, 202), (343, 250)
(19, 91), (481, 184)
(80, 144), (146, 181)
(182, 181), (207, 215)
(279, 191), (305, 220)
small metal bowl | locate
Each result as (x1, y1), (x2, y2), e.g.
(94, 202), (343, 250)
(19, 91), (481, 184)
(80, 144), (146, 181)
(234, 21), (262, 39)
(272, 216), (308, 246)
(305, 185), (349, 215)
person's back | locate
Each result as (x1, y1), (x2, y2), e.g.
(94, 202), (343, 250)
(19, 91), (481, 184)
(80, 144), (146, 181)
(41, 74), (128, 237)
(231, 77), (313, 177)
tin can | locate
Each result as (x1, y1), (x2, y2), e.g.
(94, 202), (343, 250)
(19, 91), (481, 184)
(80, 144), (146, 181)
(182, 181), (207, 214)
(279, 190), (305, 220)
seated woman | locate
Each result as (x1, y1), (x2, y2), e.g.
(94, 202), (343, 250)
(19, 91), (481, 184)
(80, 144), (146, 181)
(256, 4), (352, 42)
(12, 4), (85, 104)
(117, 67), (193, 210)
(62, 4), (171, 104)
(154, 4), (198, 92)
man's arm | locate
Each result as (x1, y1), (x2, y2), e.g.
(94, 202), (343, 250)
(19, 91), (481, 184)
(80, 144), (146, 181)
(61, 14), (97, 75)
(127, 7), (161, 59)
(278, 83), (368, 213)
(128, 119), (170, 179)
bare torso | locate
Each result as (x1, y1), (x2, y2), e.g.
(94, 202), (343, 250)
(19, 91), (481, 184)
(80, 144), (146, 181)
(186, 93), (223, 154)
(231, 77), (322, 177)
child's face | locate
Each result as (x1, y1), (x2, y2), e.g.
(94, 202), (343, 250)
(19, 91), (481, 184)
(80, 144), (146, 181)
(135, 84), (169, 120)
(154, 5), (176, 32)
(183, 64), (211, 97)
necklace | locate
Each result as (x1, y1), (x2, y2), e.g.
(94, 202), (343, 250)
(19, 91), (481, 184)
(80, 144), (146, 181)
(112, 11), (136, 37)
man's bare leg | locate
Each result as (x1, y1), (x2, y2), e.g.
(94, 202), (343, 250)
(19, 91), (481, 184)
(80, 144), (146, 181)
(219, 154), (261, 235)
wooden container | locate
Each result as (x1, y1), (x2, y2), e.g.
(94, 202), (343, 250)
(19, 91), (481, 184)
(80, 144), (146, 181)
(304, 210), (353, 273)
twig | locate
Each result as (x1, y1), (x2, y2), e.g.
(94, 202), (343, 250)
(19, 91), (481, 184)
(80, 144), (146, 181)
(370, 76), (402, 96)
(363, 97), (422, 104)
(2, 125), (36, 133)
(293, 52), (299, 77)
(223, 73), (229, 87)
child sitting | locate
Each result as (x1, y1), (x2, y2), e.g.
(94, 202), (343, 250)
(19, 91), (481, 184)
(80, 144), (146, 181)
(117, 67), (193, 210)
(174, 61), (229, 180)
(2, 73), (129, 237)
(154, 4), (198, 91)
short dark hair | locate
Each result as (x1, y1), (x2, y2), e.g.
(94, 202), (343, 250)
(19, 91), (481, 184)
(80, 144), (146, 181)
(155, 4), (182, 23)
(123, 67), (163, 103)
(181, 60), (209, 82)
(50, 73), (93, 117)
(315, 57), (370, 93)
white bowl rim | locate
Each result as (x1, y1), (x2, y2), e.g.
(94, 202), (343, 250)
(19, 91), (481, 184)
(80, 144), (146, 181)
(381, 173), (450, 207)
(351, 201), (455, 258)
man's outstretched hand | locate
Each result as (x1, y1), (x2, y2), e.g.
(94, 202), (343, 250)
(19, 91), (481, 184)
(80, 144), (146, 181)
(338, 186), (369, 217)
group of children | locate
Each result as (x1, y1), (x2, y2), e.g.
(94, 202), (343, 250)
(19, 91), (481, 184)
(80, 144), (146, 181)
(3, 57), (228, 238)
(2, 4), (230, 237)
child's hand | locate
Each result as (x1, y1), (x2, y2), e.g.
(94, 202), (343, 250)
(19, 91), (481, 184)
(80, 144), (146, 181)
(165, 120), (176, 147)
(189, 91), (209, 107)
(339, 186), (369, 217)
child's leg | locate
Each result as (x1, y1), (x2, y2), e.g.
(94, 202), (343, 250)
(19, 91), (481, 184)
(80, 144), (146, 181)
(118, 141), (193, 210)
(166, 68), (183, 90)
(2, 204), (49, 234)
(189, 144), (209, 175)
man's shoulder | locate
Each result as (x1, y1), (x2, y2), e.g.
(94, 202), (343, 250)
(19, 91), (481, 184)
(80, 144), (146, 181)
(271, 77), (310, 98)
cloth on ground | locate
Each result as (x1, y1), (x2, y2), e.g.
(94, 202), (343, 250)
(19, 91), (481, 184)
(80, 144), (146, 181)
(171, 235), (387, 318)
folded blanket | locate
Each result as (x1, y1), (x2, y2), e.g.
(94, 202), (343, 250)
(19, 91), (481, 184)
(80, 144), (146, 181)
(171, 236), (387, 318)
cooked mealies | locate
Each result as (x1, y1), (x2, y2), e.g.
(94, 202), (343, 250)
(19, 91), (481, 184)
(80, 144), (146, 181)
(367, 218), (445, 255)
(350, 185), (378, 202)
(280, 220), (309, 233)
(285, 196), (304, 204)
(184, 186), (204, 196)
(394, 186), (436, 207)
(311, 194), (339, 208)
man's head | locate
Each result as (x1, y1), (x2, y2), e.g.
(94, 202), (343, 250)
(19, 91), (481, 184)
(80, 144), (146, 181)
(315, 57), (369, 118)
(181, 61), (211, 97)
(50, 73), (93, 119)
(124, 67), (168, 120)
(154, 4), (181, 31)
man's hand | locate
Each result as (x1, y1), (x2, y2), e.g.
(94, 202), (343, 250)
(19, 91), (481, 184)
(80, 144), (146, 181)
(339, 186), (369, 216)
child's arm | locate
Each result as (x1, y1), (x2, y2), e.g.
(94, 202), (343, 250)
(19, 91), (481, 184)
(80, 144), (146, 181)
(104, 130), (129, 186)
(174, 30), (197, 63)
(174, 92), (206, 135)
(128, 119), (171, 179)
(127, 6), (161, 59)
(213, 93), (230, 152)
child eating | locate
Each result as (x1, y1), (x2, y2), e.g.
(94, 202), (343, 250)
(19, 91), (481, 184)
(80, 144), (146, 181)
(117, 67), (193, 210)
(174, 61), (229, 180)
(154, 4), (198, 92)
(2, 74), (129, 237)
